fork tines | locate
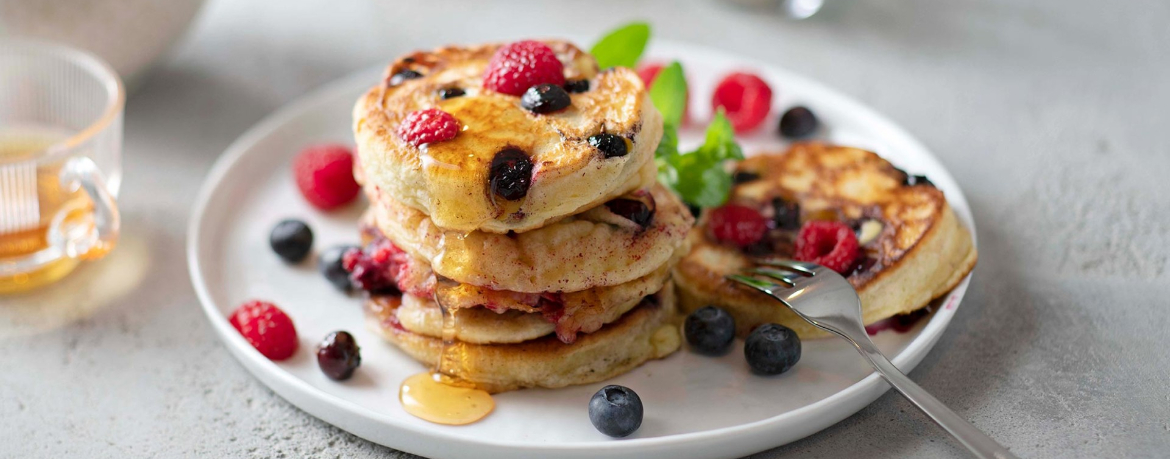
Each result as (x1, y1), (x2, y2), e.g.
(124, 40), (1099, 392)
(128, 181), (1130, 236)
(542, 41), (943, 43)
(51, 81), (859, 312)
(726, 259), (818, 294)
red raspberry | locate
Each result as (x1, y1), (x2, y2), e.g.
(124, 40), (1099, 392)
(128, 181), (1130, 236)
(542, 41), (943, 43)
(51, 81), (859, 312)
(397, 108), (460, 147)
(483, 40), (566, 96)
(293, 144), (360, 211)
(711, 71), (774, 133)
(637, 62), (690, 124)
(709, 204), (768, 247)
(229, 300), (298, 360)
(794, 220), (860, 274)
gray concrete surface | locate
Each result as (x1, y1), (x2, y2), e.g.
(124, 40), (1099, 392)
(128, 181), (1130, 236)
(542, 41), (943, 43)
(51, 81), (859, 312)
(2, 0), (1168, 457)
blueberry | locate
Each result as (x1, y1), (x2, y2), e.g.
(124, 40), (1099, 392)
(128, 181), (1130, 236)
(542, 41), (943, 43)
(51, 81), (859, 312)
(905, 174), (934, 187)
(605, 198), (654, 228)
(521, 84), (571, 114)
(588, 385), (643, 437)
(771, 197), (801, 230)
(588, 133), (628, 158)
(744, 323), (801, 375)
(778, 106), (818, 139)
(489, 148), (534, 201)
(732, 171), (760, 184)
(563, 79), (590, 93)
(269, 219), (313, 263)
(317, 331), (361, 381)
(684, 306), (736, 355)
(388, 69), (423, 86)
(437, 87), (465, 99)
(319, 245), (358, 292)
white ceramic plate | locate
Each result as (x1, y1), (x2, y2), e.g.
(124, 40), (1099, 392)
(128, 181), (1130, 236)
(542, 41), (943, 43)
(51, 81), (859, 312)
(188, 41), (976, 459)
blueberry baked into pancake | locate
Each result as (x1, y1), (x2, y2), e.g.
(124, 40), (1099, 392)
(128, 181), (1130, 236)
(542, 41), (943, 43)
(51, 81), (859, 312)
(674, 142), (977, 338)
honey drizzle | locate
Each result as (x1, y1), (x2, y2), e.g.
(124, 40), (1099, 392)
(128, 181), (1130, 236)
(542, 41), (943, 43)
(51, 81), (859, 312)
(398, 276), (494, 425)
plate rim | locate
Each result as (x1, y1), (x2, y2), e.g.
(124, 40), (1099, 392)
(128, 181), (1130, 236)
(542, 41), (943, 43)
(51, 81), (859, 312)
(186, 39), (976, 458)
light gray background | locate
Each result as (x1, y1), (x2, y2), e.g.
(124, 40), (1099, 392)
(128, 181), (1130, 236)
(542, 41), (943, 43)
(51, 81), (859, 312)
(2, 0), (1168, 457)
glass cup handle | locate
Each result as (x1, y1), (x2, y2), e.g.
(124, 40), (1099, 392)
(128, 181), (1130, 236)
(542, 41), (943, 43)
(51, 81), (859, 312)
(50, 156), (120, 260)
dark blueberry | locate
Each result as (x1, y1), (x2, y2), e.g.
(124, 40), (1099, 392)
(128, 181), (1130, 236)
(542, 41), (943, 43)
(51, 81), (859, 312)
(489, 148), (533, 201)
(684, 306), (736, 355)
(778, 106), (819, 139)
(521, 84), (572, 114)
(905, 174), (934, 187)
(319, 245), (358, 292)
(588, 133), (628, 158)
(388, 69), (423, 86)
(269, 219), (313, 263)
(563, 79), (590, 93)
(317, 331), (361, 381)
(686, 203), (702, 219)
(771, 197), (801, 230)
(437, 87), (465, 99)
(605, 198), (654, 228)
(588, 385), (643, 437)
(732, 171), (761, 184)
(744, 323), (801, 375)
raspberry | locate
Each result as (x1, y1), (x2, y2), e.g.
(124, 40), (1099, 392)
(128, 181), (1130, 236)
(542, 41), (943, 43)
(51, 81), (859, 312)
(342, 238), (402, 294)
(709, 204), (768, 247)
(483, 40), (565, 96)
(293, 144), (360, 211)
(794, 220), (860, 274)
(229, 300), (298, 360)
(636, 62), (689, 123)
(397, 108), (460, 147)
(711, 71), (774, 134)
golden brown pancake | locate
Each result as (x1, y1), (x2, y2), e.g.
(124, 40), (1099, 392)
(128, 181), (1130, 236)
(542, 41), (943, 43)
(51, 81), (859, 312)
(353, 40), (662, 234)
(365, 283), (680, 393)
(674, 143), (977, 338)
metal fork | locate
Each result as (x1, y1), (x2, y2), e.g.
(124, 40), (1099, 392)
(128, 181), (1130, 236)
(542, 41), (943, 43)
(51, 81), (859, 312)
(728, 260), (1018, 459)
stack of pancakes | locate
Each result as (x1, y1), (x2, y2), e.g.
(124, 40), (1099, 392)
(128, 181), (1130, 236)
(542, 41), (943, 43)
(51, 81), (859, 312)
(351, 41), (692, 392)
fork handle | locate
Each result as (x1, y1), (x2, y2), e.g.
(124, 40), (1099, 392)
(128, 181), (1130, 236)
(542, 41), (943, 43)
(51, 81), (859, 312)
(857, 345), (1019, 459)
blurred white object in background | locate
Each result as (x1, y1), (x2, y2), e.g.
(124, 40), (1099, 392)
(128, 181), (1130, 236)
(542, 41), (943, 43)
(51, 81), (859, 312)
(723, 0), (823, 19)
(0, 0), (206, 89)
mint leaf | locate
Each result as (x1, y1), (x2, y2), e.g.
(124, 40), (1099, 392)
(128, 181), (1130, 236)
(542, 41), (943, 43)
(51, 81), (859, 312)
(698, 110), (743, 162)
(590, 22), (651, 69)
(648, 62), (687, 128)
(655, 125), (678, 159)
(656, 110), (742, 207)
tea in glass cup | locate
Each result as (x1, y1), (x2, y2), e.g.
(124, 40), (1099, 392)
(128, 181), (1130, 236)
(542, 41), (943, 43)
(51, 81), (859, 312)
(0, 40), (123, 293)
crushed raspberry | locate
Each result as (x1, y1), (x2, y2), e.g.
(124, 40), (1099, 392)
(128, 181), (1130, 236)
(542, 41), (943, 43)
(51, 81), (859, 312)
(397, 108), (460, 147)
(343, 237), (408, 295)
(483, 40), (565, 96)
(636, 62), (689, 123)
(293, 144), (360, 211)
(711, 71), (774, 133)
(709, 204), (768, 247)
(229, 301), (298, 360)
(794, 220), (860, 274)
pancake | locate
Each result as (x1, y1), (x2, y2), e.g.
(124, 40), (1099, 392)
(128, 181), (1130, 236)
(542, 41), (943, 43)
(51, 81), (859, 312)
(673, 143), (977, 338)
(368, 181), (692, 293)
(355, 214), (682, 343)
(353, 40), (662, 234)
(365, 283), (681, 393)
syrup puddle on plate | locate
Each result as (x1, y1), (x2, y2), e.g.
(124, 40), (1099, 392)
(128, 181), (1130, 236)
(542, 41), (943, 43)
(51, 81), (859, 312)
(398, 277), (494, 425)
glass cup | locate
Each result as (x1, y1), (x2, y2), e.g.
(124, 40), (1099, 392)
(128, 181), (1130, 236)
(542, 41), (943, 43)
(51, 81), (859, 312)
(0, 40), (123, 293)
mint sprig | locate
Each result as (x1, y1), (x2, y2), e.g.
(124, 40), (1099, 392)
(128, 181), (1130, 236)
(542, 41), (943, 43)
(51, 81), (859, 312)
(590, 22), (651, 69)
(592, 23), (743, 208)
(656, 110), (744, 208)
